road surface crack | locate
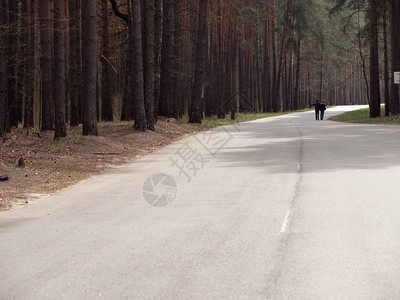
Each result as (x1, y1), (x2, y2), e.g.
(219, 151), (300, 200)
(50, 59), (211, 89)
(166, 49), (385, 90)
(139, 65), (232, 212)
(265, 123), (304, 298)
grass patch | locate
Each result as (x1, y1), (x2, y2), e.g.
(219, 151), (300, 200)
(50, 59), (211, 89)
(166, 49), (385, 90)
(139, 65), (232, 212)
(200, 110), (305, 126)
(330, 106), (400, 125)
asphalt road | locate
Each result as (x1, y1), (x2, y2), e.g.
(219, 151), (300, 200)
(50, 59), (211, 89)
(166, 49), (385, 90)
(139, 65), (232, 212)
(1, 106), (400, 299)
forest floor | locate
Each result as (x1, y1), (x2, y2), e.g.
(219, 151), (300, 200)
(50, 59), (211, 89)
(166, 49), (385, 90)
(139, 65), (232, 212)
(330, 106), (400, 125)
(0, 112), (293, 212)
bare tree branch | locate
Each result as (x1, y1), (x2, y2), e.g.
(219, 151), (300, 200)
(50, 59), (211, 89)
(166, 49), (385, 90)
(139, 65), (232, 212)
(109, 0), (129, 24)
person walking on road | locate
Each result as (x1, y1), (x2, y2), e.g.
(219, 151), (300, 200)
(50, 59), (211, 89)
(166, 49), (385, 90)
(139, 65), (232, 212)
(319, 101), (327, 120)
(309, 101), (321, 120)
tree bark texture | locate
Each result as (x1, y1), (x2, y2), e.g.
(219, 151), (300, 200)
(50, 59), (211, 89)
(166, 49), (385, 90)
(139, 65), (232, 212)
(40, 0), (54, 130)
(69, 0), (82, 126)
(0, 0), (8, 136)
(54, 0), (67, 138)
(101, 0), (114, 121)
(128, 0), (147, 131)
(369, 0), (381, 118)
(189, 0), (207, 124)
(143, 0), (155, 130)
(159, 0), (175, 118)
(24, 0), (35, 128)
(82, 0), (98, 135)
(7, 0), (18, 127)
(391, 0), (400, 115)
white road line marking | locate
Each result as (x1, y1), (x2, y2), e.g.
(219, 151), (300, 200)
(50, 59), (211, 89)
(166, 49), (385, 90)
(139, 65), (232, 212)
(280, 209), (292, 234)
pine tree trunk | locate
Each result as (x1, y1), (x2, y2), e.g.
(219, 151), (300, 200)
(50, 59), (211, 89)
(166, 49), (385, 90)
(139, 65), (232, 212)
(50, 0), (56, 124)
(283, 51), (288, 112)
(54, 0), (67, 138)
(263, 3), (271, 113)
(189, 0), (207, 124)
(144, 0), (155, 130)
(7, 0), (18, 128)
(273, 0), (288, 112)
(159, 0), (175, 117)
(17, 1), (27, 126)
(40, 0), (53, 130)
(293, 38), (301, 111)
(212, 6), (219, 116)
(24, 0), (35, 128)
(129, 0), (147, 131)
(101, 0), (113, 121)
(154, 0), (162, 121)
(231, 27), (238, 120)
(319, 45), (324, 101)
(390, 0), (400, 115)
(222, 21), (231, 116)
(96, 66), (100, 121)
(369, 0), (381, 118)
(271, 0), (278, 112)
(121, 53), (133, 121)
(239, 46), (244, 112)
(77, 0), (83, 124)
(217, 0), (225, 119)
(288, 43), (294, 111)
(109, 17), (118, 106)
(173, 0), (182, 119)
(205, 12), (214, 118)
(128, 41), (135, 121)
(383, 0), (390, 116)
(0, 0), (7, 136)
(69, 0), (81, 126)
(188, 0), (197, 114)
(82, 0), (98, 135)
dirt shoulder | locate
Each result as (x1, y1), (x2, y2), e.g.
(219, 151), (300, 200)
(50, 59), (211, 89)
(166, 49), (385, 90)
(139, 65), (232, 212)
(0, 118), (215, 211)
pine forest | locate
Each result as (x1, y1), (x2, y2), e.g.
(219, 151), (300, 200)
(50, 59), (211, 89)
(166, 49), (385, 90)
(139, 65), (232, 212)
(0, 0), (399, 138)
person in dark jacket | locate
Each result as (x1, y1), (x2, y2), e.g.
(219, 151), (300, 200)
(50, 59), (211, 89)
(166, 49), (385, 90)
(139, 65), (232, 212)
(309, 101), (321, 120)
(319, 101), (327, 120)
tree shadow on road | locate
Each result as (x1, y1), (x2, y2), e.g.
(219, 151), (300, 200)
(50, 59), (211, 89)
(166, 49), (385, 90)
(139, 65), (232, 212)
(212, 118), (400, 174)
